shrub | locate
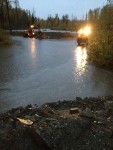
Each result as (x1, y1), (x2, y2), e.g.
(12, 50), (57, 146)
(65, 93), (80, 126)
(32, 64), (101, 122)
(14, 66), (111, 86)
(88, 30), (113, 68)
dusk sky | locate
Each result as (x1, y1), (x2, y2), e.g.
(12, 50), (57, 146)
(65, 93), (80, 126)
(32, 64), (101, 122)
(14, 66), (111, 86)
(19, 0), (107, 19)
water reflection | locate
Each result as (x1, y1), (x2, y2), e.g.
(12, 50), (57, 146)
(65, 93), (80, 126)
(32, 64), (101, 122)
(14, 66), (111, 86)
(29, 38), (36, 59)
(1, 37), (113, 113)
(75, 46), (87, 75)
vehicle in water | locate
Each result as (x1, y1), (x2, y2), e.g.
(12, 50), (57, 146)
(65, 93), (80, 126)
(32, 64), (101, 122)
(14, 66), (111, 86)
(24, 24), (43, 39)
(77, 26), (91, 46)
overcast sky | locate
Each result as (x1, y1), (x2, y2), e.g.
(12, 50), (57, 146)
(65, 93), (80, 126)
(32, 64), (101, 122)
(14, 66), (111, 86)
(19, 0), (107, 19)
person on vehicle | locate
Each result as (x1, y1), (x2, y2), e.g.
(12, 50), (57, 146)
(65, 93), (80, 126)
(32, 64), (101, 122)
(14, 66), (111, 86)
(27, 28), (32, 35)
(37, 23), (42, 38)
(37, 23), (41, 32)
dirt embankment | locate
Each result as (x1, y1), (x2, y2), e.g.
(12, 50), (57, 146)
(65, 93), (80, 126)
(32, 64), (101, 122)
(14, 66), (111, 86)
(0, 96), (113, 150)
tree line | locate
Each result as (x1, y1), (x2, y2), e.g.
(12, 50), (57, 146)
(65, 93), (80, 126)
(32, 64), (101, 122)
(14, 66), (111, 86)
(0, 0), (85, 31)
(38, 14), (84, 31)
(0, 0), (36, 31)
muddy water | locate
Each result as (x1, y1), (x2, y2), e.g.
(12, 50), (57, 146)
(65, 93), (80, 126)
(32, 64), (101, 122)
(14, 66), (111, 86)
(0, 36), (113, 112)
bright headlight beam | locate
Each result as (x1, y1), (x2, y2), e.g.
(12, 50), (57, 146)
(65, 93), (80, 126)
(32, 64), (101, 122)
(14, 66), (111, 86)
(84, 27), (91, 36)
(78, 29), (83, 34)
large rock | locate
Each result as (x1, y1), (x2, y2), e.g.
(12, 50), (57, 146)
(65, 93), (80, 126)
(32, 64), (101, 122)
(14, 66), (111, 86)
(80, 107), (94, 118)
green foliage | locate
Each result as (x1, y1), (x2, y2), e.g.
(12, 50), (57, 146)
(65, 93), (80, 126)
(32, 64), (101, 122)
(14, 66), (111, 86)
(0, 0), (34, 30)
(88, 3), (113, 69)
(89, 33), (113, 66)
(39, 15), (84, 31)
(0, 0), (84, 31)
(9, 8), (33, 29)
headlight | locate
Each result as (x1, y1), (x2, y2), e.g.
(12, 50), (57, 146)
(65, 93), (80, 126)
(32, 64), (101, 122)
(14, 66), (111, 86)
(84, 27), (91, 36)
(78, 29), (83, 34)
(30, 25), (34, 28)
(78, 26), (91, 36)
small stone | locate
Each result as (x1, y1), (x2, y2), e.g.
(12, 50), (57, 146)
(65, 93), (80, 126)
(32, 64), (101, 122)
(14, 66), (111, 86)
(28, 108), (32, 110)
(24, 115), (31, 119)
(34, 114), (42, 119)
(69, 108), (80, 114)
(97, 121), (104, 125)
(80, 107), (93, 118)
(34, 114), (42, 118)
(95, 110), (105, 117)
(16, 118), (33, 125)
(94, 120), (97, 124)
(48, 109), (55, 114)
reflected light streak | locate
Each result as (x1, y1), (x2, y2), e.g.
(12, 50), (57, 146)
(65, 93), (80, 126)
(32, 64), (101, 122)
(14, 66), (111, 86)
(30, 38), (36, 59)
(75, 46), (87, 76)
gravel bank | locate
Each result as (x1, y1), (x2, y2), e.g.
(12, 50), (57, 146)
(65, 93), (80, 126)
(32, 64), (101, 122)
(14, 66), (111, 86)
(0, 96), (113, 150)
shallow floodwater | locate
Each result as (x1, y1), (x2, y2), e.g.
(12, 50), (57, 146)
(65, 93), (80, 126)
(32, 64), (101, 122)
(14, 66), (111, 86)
(0, 36), (113, 112)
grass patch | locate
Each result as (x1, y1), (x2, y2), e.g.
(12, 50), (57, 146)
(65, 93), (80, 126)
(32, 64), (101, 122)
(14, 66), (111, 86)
(0, 29), (11, 45)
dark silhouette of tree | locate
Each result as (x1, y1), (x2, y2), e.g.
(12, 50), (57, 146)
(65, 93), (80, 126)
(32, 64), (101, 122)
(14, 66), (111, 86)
(6, 0), (12, 32)
(0, 0), (5, 28)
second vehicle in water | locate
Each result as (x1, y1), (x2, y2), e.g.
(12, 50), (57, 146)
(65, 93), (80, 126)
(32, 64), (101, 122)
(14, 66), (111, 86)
(77, 26), (91, 46)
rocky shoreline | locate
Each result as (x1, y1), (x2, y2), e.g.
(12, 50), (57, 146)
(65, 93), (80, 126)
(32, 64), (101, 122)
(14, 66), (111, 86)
(1, 96), (113, 150)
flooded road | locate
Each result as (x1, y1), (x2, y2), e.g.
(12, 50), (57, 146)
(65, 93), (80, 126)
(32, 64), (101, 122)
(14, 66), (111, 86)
(0, 36), (113, 112)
